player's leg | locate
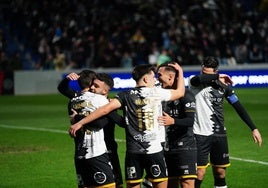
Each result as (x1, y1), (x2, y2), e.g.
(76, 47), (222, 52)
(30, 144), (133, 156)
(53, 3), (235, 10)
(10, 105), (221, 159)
(178, 136), (197, 188)
(164, 153), (180, 188)
(125, 153), (144, 188)
(145, 151), (168, 188)
(180, 178), (195, 188)
(212, 167), (227, 188)
(195, 167), (207, 188)
(194, 135), (212, 188)
(84, 153), (116, 188)
(152, 180), (167, 188)
(210, 135), (230, 188)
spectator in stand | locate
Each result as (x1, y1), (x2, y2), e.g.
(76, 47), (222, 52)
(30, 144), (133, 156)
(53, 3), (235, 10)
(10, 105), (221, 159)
(120, 51), (133, 68)
(1, 1), (268, 68)
(53, 48), (66, 70)
(157, 49), (171, 66)
(248, 44), (265, 63)
(234, 43), (248, 64)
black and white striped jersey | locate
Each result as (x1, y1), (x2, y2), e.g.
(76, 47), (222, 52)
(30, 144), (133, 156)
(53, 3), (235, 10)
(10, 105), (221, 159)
(70, 91), (109, 159)
(115, 86), (172, 154)
(189, 77), (235, 136)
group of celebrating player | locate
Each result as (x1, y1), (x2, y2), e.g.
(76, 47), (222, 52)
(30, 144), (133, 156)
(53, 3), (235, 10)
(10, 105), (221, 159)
(58, 56), (262, 188)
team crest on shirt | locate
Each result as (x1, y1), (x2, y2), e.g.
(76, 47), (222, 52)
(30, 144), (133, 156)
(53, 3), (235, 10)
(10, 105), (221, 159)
(94, 172), (107, 184)
(150, 164), (161, 177)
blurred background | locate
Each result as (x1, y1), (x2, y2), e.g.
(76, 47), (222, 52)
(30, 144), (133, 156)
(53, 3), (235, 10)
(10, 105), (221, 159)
(0, 0), (268, 95)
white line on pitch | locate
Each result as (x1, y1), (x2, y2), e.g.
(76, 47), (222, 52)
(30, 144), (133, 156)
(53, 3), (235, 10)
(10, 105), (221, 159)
(0, 124), (126, 143)
(1, 124), (267, 165)
(230, 156), (268, 165)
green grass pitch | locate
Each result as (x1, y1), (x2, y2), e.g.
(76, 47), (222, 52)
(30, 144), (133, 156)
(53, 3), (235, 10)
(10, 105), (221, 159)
(0, 88), (267, 187)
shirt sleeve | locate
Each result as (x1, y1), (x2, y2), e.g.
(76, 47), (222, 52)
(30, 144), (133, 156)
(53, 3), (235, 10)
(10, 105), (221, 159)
(225, 86), (257, 131)
(157, 87), (172, 101)
(190, 74), (219, 87)
(173, 90), (195, 127)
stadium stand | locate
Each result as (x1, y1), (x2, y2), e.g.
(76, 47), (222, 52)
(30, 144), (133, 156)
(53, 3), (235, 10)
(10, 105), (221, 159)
(0, 0), (267, 71)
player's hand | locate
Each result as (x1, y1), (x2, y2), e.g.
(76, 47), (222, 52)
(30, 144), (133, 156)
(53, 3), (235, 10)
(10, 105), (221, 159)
(219, 74), (233, 85)
(69, 109), (78, 124)
(66, 72), (80, 80)
(158, 112), (175, 126)
(252, 129), (262, 146)
(168, 62), (183, 73)
(69, 122), (83, 138)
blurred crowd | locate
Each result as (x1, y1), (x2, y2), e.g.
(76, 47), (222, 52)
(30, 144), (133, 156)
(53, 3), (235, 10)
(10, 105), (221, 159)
(0, 0), (268, 71)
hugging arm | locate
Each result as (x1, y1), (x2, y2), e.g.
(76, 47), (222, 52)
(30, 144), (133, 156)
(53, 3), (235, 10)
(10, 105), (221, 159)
(57, 77), (76, 99)
(106, 110), (125, 128)
(190, 74), (219, 87)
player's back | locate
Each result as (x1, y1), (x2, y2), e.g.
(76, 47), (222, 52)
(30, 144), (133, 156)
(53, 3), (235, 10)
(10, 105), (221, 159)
(70, 91), (109, 159)
(70, 91), (109, 116)
(115, 87), (171, 154)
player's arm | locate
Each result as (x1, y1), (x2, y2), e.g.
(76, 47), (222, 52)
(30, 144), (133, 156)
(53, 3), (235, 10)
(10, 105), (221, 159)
(190, 73), (232, 87)
(69, 107), (109, 128)
(190, 74), (219, 86)
(69, 99), (121, 137)
(226, 86), (262, 146)
(168, 63), (185, 100)
(74, 114), (110, 129)
(159, 111), (195, 127)
(106, 110), (125, 128)
(173, 93), (195, 127)
(159, 92), (195, 127)
(57, 73), (79, 98)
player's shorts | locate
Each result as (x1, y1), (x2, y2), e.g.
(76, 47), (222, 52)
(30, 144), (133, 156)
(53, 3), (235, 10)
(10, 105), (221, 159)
(125, 151), (168, 184)
(76, 153), (115, 187)
(195, 134), (230, 168)
(165, 147), (197, 180)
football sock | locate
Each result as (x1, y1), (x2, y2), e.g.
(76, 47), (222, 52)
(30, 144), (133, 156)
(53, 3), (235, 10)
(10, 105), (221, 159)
(214, 177), (227, 187)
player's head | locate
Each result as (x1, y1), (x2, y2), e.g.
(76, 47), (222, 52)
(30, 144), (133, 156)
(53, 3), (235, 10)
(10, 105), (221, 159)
(201, 56), (219, 73)
(132, 64), (156, 87)
(157, 61), (178, 88)
(77, 69), (96, 90)
(90, 73), (114, 96)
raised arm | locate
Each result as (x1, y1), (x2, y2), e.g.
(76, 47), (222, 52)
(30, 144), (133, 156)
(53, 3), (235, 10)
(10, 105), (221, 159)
(190, 73), (233, 87)
(57, 72), (80, 99)
(168, 63), (185, 101)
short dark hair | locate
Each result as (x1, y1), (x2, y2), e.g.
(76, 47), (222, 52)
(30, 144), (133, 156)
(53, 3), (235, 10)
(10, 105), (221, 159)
(157, 61), (177, 73)
(157, 61), (178, 77)
(132, 64), (156, 82)
(78, 70), (96, 89)
(95, 73), (114, 89)
(201, 56), (219, 69)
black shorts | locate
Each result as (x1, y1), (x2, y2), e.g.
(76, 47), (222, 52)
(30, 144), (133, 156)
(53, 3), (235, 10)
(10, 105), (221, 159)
(76, 153), (115, 187)
(195, 134), (230, 168)
(165, 147), (197, 179)
(125, 151), (168, 184)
